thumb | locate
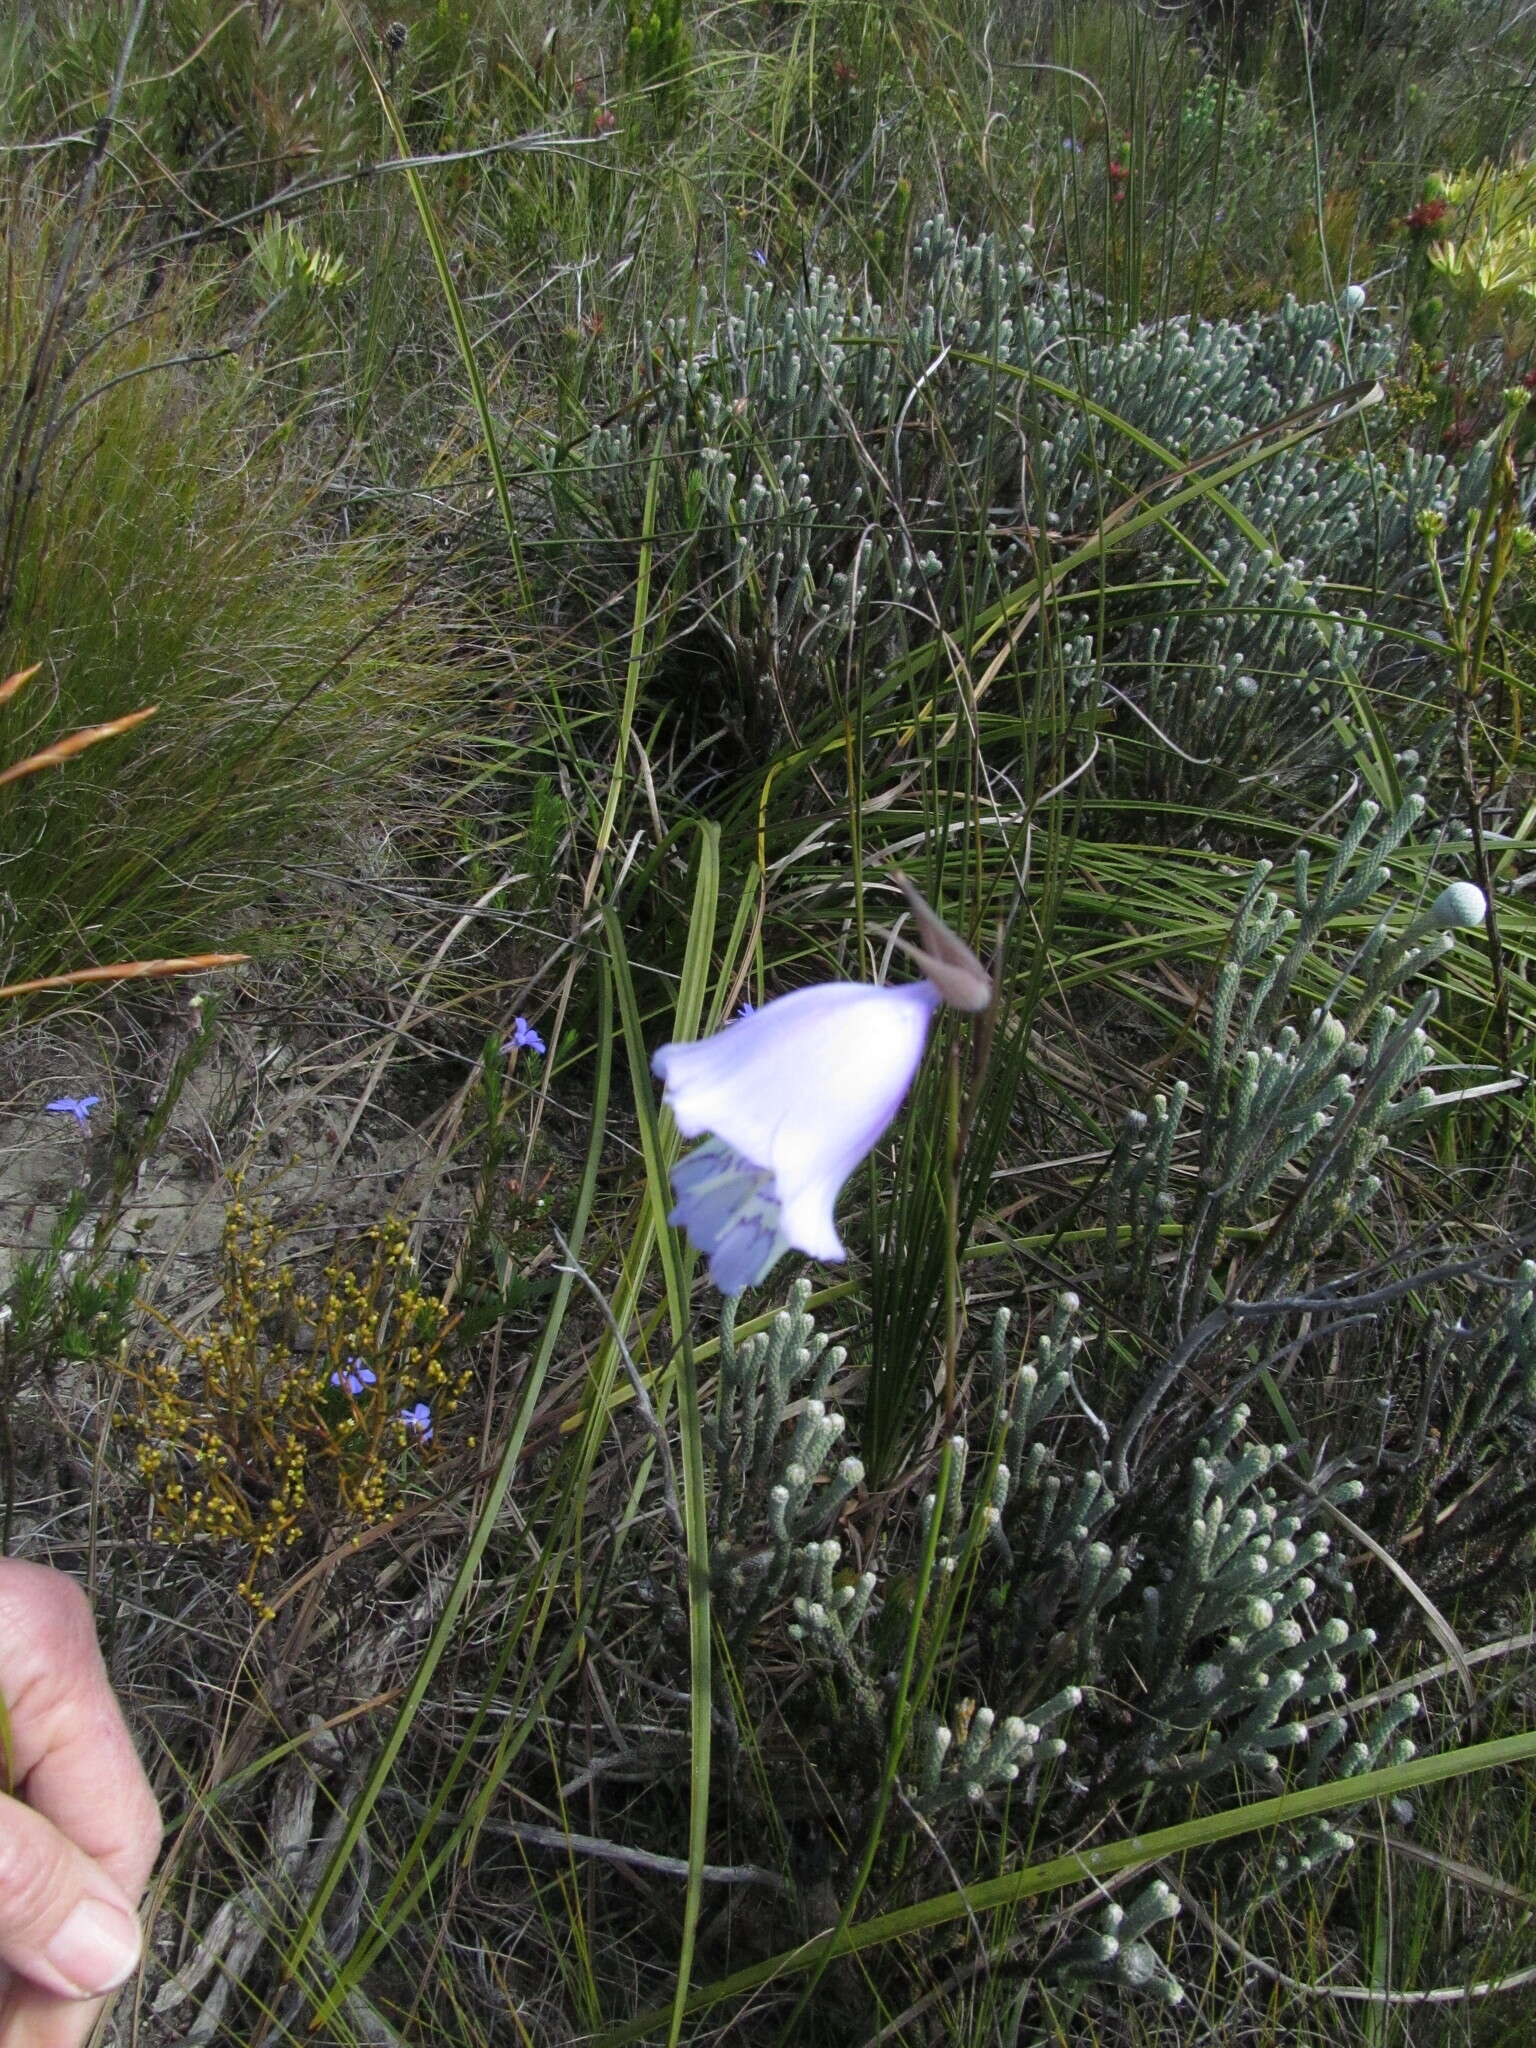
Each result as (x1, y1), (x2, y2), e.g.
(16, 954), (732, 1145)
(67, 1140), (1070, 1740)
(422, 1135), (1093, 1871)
(0, 1792), (143, 2001)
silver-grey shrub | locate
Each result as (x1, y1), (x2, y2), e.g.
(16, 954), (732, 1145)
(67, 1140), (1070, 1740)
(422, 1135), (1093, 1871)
(675, 796), (1524, 2013)
(538, 218), (1485, 801)
(698, 1281), (1417, 2013)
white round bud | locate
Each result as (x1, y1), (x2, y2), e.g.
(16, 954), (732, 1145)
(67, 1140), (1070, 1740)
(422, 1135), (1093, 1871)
(1430, 880), (1488, 930)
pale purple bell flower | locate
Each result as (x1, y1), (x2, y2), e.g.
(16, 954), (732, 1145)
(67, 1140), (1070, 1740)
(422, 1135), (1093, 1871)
(653, 879), (991, 1295)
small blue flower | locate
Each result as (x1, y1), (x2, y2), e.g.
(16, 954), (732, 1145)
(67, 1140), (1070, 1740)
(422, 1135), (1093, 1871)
(330, 1360), (378, 1396)
(503, 1017), (546, 1056)
(45, 1095), (101, 1127)
(399, 1401), (434, 1442)
(737, 1000), (756, 1018)
(750, 248), (768, 266)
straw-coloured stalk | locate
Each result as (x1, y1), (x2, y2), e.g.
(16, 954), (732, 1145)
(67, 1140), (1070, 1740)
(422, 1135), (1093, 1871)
(1, 678), (249, 995)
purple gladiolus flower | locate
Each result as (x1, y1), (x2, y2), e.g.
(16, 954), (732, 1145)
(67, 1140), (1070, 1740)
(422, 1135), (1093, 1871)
(330, 1360), (378, 1396)
(652, 879), (991, 1294)
(45, 1095), (101, 1127)
(399, 1402), (433, 1441)
(503, 1016), (546, 1056)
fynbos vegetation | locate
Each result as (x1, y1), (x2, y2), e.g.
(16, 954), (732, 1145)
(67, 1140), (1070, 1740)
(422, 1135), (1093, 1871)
(3, 3), (1536, 2043)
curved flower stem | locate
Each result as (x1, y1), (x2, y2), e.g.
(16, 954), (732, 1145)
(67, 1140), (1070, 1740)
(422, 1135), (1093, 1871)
(942, 1038), (963, 1432)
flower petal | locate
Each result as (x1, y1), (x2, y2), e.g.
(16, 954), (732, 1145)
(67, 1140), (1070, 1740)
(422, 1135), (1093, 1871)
(663, 1138), (789, 1290)
(708, 1205), (791, 1295)
(45, 1096), (92, 1123)
(654, 979), (940, 1265)
(654, 982), (937, 1160)
(504, 1016), (546, 1055)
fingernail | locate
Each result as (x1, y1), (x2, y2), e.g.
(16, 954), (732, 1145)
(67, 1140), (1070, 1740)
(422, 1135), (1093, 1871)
(43, 1897), (142, 1996)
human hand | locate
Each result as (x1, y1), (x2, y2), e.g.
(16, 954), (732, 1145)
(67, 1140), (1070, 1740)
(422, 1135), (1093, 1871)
(0, 1561), (161, 2048)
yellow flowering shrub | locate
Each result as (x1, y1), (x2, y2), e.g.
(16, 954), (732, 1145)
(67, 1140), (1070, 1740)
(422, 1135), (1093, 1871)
(126, 1198), (472, 1618)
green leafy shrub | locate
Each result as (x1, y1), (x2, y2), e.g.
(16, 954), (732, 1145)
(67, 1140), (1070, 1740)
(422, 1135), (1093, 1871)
(624, 0), (689, 131)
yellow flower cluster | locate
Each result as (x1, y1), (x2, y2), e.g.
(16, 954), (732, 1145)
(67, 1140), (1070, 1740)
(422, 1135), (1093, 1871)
(126, 1198), (472, 1619)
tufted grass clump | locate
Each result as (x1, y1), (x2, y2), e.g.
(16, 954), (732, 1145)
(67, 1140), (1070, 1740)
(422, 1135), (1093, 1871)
(126, 1201), (472, 1620)
(0, 173), (460, 997)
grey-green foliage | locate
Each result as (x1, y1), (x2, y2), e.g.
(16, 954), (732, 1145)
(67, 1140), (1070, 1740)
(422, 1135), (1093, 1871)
(970, 1314), (1394, 1809)
(1089, 790), (1536, 1610)
(914, 1681), (1081, 1813)
(1097, 790), (1523, 1556)
(703, 1279), (1404, 1803)
(1049, 1878), (1184, 2010)
(1104, 790), (1490, 1490)
(706, 1281), (865, 1639)
(700, 1283), (1412, 2011)
(686, 805), (1527, 2009)
(541, 217), (1482, 794)
(1128, 1412), (1373, 1787)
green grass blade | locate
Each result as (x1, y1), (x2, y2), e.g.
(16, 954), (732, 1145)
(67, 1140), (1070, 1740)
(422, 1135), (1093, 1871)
(281, 955), (615, 2025)
(347, 15), (531, 616)
(603, 846), (720, 2043)
(590, 439), (667, 887)
(601, 1726), (1536, 2043)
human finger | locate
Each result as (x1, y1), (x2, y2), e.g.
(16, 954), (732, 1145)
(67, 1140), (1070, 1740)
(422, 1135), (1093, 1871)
(0, 1563), (161, 1905)
(0, 1977), (110, 2048)
(0, 1785), (143, 2003)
